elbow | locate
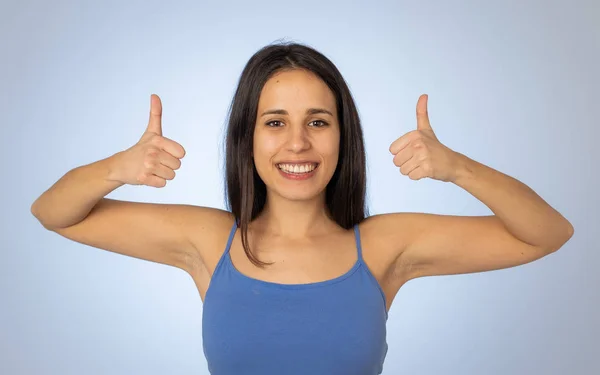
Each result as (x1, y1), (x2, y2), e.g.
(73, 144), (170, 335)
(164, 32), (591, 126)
(548, 222), (574, 253)
(30, 201), (53, 231)
(567, 222), (575, 238)
(562, 220), (575, 245)
(30, 200), (41, 221)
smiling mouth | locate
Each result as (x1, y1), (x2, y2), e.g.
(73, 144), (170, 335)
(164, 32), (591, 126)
(276, 162), (319, 174)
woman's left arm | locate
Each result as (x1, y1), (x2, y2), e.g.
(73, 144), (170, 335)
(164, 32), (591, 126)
(451, 150), (573, 251)
(372, 94), (573, 280)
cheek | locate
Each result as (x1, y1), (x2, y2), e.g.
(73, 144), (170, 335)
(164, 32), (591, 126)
(262, 137), (281, 153)
(253, 133), (280, 165)
(322, 134), (340, 161)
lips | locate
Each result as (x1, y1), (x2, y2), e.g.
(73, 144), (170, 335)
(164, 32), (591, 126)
(276, 163), (318, 180)
(276, 162), (318, 173)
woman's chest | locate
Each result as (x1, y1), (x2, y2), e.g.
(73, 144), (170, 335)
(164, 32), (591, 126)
(191, 224), (404, 311)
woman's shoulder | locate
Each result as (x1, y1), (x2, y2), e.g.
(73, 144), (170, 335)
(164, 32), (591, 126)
(359, 212), (413, 236)
(184, 206), (236, 267)
(358, 213), (415, 261)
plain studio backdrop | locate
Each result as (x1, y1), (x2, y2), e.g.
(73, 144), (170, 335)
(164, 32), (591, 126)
(1, 0), (598, 374)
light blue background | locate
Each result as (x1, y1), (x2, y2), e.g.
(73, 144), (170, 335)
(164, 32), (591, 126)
(2, 0), (598, 374)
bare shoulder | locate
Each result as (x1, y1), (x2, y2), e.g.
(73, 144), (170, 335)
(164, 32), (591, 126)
(183, 207), (236, 300)
(357, 213), (421, 311)
(182, 206), (236, 268)
(357, 213), (417, 279)
(358, 213), (416, 260)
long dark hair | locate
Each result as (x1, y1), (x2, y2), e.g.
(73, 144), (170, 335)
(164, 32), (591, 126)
(224, 41), (368, 268)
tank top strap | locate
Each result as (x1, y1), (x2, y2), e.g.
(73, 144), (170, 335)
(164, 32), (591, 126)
(212, 219), (237, 276)
(224, 220), (238, 255)
(353, 223), (364, 262)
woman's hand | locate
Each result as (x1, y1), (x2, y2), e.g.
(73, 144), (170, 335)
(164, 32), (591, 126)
(389, 94), (462, 183)
(108, 94), (186, 188)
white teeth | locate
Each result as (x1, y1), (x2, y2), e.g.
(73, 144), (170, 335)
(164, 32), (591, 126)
(277, 163), (317, 174)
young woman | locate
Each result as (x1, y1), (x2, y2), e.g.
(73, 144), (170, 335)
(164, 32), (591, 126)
(31, 42), (574, 375)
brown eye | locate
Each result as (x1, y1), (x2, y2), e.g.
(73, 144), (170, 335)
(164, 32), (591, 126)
(309, 120), (327, 127)
(266, 120), (283, 127)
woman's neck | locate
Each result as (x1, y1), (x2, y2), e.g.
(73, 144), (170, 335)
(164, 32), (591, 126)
(252, 193), (338, 239)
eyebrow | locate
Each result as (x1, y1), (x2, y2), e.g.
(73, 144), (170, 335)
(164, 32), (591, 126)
(260, 108), (334, 117)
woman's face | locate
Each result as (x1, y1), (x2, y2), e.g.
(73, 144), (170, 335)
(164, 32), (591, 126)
(253, 69), (340, 202)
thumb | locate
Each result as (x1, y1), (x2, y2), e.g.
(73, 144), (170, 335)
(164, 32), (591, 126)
(416, 94), (432, 131)
(146, 94), (162, 136)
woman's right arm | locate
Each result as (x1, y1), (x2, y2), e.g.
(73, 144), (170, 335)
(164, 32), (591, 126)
(29, 154), (219, 274)
(30, 94), (231, 274)
(31, 154), (126, 230)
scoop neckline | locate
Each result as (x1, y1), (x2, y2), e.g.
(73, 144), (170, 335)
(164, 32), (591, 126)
(226, 251), (363, 289)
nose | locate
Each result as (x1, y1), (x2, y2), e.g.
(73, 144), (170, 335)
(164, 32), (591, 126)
(285, 123), (310, 153)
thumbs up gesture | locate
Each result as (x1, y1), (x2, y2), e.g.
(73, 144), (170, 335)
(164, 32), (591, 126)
(108, 94), (186, 187)
(389, 94), (461, 183)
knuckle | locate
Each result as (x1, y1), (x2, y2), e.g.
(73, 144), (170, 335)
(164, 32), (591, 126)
(136, 172), (149, 183)
(150, 134), (163, 146)
(145, 146), (160, 158)
(143, 158), (157, 169)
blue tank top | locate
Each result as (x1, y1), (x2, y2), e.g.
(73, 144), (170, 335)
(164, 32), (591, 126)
(202, 222), (389, 375)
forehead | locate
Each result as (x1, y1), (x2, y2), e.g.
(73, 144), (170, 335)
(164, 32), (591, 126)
(258, 69), (336, 111)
